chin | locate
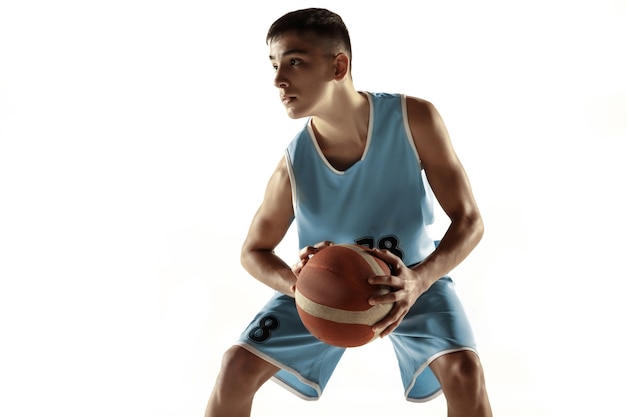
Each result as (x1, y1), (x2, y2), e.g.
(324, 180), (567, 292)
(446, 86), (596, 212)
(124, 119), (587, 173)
(285, 108), (310, 120)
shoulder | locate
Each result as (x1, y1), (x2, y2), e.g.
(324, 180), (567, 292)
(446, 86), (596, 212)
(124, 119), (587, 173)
(404, 96), (449, 142)
(402, 96), (456, 172)
(368, 93), (441, 130)
(364, 91), (401, 107)
(404, 96), (441, 127)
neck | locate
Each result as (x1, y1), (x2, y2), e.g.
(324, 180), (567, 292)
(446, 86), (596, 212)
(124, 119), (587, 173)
(311, 89), (369, 147)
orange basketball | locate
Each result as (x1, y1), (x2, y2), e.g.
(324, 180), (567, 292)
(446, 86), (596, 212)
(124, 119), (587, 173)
(295, 244), (394, 347)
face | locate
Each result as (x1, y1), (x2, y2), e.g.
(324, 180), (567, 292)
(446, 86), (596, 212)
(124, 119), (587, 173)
(268, 33), (338, 119)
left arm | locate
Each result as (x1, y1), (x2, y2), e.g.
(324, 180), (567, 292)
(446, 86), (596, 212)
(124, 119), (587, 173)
(408, 96), (484, 286)
(369, 96), (484, 336)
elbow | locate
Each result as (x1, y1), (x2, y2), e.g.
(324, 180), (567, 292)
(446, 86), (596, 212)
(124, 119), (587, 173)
(240, 239), (254, 272)
(240, 249), (247, 271)
(240, 238), (273, 274)
(452, 208), (484, 245)
(472, 211), (485, 244)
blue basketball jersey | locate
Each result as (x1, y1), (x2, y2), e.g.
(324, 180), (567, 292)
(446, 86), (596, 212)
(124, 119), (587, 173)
(238, 92), (477, 402)
(285, 92), (437, 267)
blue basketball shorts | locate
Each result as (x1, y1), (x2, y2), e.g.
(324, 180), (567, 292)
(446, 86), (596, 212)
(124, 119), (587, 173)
(235, 276), (476, 402)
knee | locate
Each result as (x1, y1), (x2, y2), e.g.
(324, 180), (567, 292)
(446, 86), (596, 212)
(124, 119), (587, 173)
(218, 346), (253, 382)
(219, 346), (248, 373)
(436, 351), (492, 416)
(440, 351), (488, 394)
(216, 345), (276, 390)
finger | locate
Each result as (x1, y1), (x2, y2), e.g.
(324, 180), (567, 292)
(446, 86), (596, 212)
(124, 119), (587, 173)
(378, 321), (400, 338)
(368, 274), (394, 287)
(372, 306), (404, 336)
(370, 248), (404, 273)
(291, 260), (305, 276)
(368, 276), (399, 306)
(298, 241), (335, 261)
(313, 240), (334, 249)
(368, 289), (396, 306)
(371, 247), (401, 261)
(297, 245), (316, 260)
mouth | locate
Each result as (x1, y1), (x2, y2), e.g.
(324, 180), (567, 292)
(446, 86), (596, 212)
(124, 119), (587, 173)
(281, 95), (296, 105)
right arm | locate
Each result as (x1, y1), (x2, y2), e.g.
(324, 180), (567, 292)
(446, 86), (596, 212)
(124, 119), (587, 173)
(240, 157), (298, 297)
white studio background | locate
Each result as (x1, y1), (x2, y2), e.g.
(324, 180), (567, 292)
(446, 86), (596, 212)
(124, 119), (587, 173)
(1, 1), (625, 416)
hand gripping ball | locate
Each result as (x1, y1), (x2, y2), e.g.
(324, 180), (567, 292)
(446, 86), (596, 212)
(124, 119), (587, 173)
(295, 244), (394, 347)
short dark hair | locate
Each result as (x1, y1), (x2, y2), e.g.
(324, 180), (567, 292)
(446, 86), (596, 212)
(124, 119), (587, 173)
(266, 8), (352, 60)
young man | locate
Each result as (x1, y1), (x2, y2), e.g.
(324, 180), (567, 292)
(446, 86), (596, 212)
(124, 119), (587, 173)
(205, 8), (492, 417)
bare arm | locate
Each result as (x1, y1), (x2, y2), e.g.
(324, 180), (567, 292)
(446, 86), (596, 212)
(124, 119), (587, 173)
(240, 157), (298, 297)
(408, 96), (484, 285)
(369, 97), (484, 336)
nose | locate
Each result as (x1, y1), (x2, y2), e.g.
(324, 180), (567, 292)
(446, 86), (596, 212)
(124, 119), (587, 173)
(273, 67), (289, 89)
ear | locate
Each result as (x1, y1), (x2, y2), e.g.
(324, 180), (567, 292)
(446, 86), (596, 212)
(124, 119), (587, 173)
(333, 53), (350, 80)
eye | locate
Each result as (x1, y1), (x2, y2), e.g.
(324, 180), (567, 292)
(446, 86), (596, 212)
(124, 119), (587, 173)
(290, 58), (302, 66)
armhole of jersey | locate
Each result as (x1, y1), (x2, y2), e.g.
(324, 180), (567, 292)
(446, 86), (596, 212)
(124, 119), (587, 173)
(361, 92), (374, 162)
(402, 94), (436, 225)
(284, 149), (297, 210)
(400, 94), (424, 170)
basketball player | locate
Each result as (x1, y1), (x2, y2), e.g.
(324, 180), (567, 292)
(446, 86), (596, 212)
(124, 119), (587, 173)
(205, 8), (492, 417)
